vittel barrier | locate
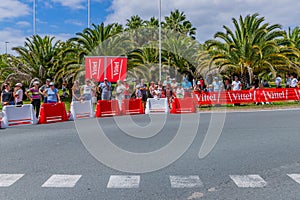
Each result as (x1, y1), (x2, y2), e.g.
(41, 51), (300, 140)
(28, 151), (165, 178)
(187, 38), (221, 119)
(95, 100), (121, 117)
(70, 100), (95, 120)
(39, 103), (68, 124)
(121, 98), (144, 115)
(1, 104), (37, 128)
(170, 97), (196, 114)
(145, 98), (169, 114)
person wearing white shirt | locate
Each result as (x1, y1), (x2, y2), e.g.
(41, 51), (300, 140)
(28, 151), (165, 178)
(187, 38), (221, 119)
(231, 76), (242, 91)
(290, 74), (299, 88)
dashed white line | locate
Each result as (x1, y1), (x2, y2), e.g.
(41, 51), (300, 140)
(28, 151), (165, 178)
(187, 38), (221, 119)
(287, 174), (300, 184)
(230, 175), (267, 188)
(41, 175), (82, 188)
(169, 176), (203, 188)
(107, 175), (140, 188)
(0, 174), (24, 187)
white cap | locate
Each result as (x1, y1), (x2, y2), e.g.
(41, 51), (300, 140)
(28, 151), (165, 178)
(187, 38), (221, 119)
(15, 83), (22, 87)
(33, 81), (39, 85)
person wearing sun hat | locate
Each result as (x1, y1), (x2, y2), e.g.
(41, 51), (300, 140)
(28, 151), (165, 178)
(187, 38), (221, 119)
(14, 83), (23, 105)
(25, 81), (42, 118)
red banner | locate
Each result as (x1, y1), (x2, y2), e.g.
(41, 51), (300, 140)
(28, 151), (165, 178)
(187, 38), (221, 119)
(193, 88), (300, 105)
(85, 57), (105, 82)
(106, 57), (127, 82)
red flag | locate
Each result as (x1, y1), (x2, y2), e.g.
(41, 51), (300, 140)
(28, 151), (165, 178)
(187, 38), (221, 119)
(85, 57), (105, 82)
(106, 57), (127, 82)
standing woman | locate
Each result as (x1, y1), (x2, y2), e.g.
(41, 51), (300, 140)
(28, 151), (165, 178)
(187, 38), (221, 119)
(14, 83), (23, 105)
(71, 80), (82, 102)
(115, 80), (126, 110)
(25, 81), (42, 118)
(1, 83), (14, 106)
(82, 79), (93, 101)
(44, 82), (61, 103)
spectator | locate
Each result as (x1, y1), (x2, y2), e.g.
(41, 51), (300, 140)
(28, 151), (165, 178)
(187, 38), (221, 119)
(194, 81), (202, 92)
(252, 75), (259, 89)
(171, 78), (178, 92)
(14, 83), (23, 105)
(71, 80), (82, 102)
(25, 81), (42, 118)
(98, 78), (111, 100)
(148, 81), (155, 98)
(82, 79), (94, 101)
(61, 81), (69, 99)
(39, 79), (51, 103)
(176, 84), (184, 98)
(135, 85), (142, 99)
(164, 83), (173, 107)
(182, 77), (193, 97)
(290, 74), (298, 88)
(285, 74), (291, 88)
(199, 77), (205, 90)
(139, 79), (148, 103)
(123, 79), (130, 99)
(232, 76), (242, 91)
(275, 75), (282, 88)
(1, 83), (14, 106)
(44, 82), (61, 103)
(212, 77), (223, 92)
(163, 76), (171, 87)
(115, 80), (126, 110)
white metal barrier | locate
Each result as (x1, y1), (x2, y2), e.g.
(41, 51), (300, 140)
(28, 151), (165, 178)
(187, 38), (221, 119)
(70, 100), (95, 120)
(1, 104), (37, 128)
(145, 98), (169, 114)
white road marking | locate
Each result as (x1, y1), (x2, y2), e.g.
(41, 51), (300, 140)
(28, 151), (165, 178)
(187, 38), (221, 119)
(169, 176), (203, 188)
(41, 175), (82, 188)
(287, 174), (300, 184)
(0, 174), (24, 187)
(230, 175), (267, 188)
(107, 175), (140, 188)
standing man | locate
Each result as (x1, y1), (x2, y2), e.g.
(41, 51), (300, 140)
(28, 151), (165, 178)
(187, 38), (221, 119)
(99, 78), (111, 100)
(275, 75), (282, 88)
(212, 77), (223, 92)
(290, 74), (299, 88)
(231, 76), (242, 91)
(39, 79), (51, 103)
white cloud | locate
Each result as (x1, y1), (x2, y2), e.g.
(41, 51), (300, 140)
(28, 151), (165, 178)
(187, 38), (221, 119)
(16, 21), (31, 27)
(105, 0), (300, 43)
(51, 0), (86, 10)
(0, 28), (27, 55)
(0, 0), (30, 20)
(65, 19), (84, 27)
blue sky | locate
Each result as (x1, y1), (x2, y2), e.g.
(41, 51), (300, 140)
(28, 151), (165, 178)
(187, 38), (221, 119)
(1, 0), (300, 55)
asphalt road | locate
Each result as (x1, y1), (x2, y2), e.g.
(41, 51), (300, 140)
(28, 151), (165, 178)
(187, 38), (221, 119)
(0, 109), (300, 200)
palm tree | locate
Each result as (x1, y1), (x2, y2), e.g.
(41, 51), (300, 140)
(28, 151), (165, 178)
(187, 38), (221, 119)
(206, 13), (291, 87)
(162, 9), (196, 39)
(5, 35), (62, 83)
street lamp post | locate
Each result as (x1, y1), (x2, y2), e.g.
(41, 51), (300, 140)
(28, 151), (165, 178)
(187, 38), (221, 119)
(88, 0), (90, 28)
(33, 0), (36, 35)
(5, 41), (9, 55)
(158, 0), (162, 81)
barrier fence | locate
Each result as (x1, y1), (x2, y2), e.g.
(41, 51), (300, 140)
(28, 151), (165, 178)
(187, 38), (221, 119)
(39, 103), (68, 124)
(193, 88), (300, 105)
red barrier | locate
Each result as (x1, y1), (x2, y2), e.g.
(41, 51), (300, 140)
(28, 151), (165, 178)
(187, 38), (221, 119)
(95, 100), (120, 117)
(121, 99), (144, 115)
(39, 103), (68, 124)
(170, 97), (196, 114)
(193, 88), (300, 105)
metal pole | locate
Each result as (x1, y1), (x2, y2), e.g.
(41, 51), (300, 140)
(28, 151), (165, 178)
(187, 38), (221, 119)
(88, 0), (90, 28)
(33, 0), (36, 35)
(5, 42), (9, 55)
(158, 0), (162, 81)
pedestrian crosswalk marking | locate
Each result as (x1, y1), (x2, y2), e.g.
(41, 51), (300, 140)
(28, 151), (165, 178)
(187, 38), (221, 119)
(169, 176), (203, 188)
(107, 175), (140, 188)
(0, 174), (24, 187)
(230, 175), (267, 188)
(41, 175), (82, 188)
(287, 174), (300, 184)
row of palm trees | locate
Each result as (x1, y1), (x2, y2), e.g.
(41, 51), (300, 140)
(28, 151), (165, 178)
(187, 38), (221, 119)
(0, 11), (299, 88)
